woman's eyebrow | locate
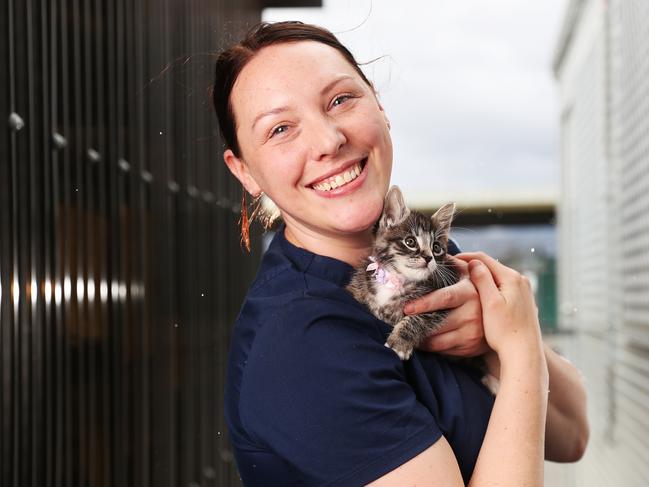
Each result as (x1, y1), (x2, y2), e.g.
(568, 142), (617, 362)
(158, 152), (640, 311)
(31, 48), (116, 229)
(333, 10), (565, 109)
(251, 106), (290, 130)
(319, 74), (355, 95)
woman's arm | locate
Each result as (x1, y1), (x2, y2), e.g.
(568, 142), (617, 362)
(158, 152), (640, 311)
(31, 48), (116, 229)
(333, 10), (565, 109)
(370, 349), (548, 487)
(483, 343), (589, 462)
(543, 343), (589, 461)
(462, 255), (549, 486)
(409, 258), (589, 463)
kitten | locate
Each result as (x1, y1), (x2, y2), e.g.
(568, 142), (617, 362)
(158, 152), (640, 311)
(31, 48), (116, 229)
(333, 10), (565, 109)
(347, 185), (460, 361)
(347, 186), (499, 394)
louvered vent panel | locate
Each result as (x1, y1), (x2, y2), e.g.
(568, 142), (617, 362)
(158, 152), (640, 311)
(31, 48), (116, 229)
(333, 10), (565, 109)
(607, 1), (649, 484)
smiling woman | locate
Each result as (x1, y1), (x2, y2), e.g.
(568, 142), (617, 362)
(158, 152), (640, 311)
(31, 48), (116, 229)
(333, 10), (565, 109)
(213, 21), (588, 487)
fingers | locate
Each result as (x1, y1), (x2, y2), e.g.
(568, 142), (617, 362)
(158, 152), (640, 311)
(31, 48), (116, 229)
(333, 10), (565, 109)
(404, 278), (476, 315)
(423, 329), (463, 352)
(466, 259), (503, 307)
(441, 343), (492, 358)
(455, 252), (517, 287)
(447, 255), (469, 276)
(421, 329), (490, 356)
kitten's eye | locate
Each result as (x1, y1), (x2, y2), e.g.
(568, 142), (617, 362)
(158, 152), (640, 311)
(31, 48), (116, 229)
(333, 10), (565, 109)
(404, 236), (418, 249)
(433, 242), (444, 256)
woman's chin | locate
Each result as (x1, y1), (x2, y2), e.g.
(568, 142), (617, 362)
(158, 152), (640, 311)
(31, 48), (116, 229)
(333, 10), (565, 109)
(331, 207), (383, 234)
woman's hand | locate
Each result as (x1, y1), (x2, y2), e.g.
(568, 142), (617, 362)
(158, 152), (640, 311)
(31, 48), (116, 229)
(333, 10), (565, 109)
(406, 257), (490, 357)
(455, 252), (544, 358)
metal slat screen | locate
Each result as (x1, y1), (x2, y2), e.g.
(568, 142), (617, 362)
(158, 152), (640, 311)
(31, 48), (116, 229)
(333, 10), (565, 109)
(556, 0), (649, 484)
(607, 0), (649, 482)
(1, 1), (263, 485)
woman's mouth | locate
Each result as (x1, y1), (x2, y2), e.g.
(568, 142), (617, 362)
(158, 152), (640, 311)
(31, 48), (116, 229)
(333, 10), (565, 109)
(310, 158), (367, 192)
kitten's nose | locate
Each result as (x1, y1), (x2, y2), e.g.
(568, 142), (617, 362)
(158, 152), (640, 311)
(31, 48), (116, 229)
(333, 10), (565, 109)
(423, 254), (433, 264)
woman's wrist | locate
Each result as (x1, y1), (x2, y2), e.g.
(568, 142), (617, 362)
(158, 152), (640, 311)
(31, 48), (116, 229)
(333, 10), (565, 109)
(498, 342), (549, 388)
(483, 344), (549, 396)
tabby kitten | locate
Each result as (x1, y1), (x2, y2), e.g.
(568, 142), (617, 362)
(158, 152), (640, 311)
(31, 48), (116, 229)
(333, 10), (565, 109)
(347, 185), (460, 361)
(347, 186), (499, 394)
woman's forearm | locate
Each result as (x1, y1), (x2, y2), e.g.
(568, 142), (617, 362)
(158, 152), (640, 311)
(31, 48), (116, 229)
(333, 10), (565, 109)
(543, 343), (589, 461)
(482, 342), (589, 463)
(469, 345), (549, 487)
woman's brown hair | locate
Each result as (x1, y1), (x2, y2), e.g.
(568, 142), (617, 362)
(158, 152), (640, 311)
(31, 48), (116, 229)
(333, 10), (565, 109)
(212, 21), (374, 250)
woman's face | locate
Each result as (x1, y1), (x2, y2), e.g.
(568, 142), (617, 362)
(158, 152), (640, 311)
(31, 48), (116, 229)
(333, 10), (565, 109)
(224, 40), (393, 239)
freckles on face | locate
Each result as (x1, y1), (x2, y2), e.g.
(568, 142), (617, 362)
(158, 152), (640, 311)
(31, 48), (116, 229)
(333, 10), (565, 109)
(229, 41), (393, 237)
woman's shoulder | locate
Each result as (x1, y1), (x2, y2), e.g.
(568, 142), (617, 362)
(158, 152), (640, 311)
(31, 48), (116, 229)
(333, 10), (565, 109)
(232, 248), (393, 389)
(240, 288), (387, 361)
(240, 227), (383, 333)
(231, 287), (405, 436)
(235, 260), (395, 385)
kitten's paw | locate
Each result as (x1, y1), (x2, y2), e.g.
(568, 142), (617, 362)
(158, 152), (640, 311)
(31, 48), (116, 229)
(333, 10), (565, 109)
(384, 337), (414, 361)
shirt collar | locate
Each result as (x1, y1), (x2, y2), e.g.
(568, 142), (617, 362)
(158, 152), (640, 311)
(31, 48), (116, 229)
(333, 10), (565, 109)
(273, 225), (356, 287)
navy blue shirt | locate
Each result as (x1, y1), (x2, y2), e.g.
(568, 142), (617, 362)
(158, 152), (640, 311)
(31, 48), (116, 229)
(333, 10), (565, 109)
(225, 227), (494, 486)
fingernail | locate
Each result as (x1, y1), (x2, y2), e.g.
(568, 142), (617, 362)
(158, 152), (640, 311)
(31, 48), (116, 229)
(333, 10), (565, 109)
(404, 303), (415, 314)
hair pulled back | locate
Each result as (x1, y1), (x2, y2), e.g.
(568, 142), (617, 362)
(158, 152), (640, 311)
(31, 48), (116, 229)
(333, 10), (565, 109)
(212, 21), (373, 158)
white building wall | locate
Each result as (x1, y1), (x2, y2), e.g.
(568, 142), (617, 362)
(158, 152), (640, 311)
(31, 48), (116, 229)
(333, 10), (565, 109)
(555, 0), (649, 485)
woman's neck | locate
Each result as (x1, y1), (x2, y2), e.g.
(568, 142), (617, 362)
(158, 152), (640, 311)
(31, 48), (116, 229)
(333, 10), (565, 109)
(283, 222), (374, 267)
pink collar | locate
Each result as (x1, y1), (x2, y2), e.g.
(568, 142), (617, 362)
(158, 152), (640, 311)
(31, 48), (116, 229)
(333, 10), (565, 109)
(366, 256), (403, 291)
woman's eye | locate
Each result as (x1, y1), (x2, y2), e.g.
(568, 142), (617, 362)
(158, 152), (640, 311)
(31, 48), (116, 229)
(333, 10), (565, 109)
(433, 242), (443, 256)
(270, 125), (289, 138)
(404, 237), (417, 249)
(331, 94), (352, 108)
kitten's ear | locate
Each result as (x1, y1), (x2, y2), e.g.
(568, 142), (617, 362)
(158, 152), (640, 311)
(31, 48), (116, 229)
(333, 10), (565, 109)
(380, 186), (410, 228)
(432, 202), (456, 242)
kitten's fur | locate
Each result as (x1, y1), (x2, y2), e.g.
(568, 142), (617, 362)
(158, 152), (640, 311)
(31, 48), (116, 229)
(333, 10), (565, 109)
(347, 186), (460, 360)
(347, 186), (498, 394)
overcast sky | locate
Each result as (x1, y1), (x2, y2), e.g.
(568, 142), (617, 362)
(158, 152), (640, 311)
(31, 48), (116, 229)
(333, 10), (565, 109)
(264, 0), (568, 208)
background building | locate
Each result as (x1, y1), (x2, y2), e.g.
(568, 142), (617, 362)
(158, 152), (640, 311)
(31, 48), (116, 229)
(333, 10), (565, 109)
(554, 0), (649, 484)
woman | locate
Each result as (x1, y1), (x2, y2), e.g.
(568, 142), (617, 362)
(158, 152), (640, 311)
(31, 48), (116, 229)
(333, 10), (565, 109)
(215, 21), (588, 486)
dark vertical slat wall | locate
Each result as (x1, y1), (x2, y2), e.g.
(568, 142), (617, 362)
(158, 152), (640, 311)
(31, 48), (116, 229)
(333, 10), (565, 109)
(1, 1), (265, 485)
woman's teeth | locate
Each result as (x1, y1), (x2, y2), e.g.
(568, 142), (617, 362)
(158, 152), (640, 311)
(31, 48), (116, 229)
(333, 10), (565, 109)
(313, 162), (363, 191)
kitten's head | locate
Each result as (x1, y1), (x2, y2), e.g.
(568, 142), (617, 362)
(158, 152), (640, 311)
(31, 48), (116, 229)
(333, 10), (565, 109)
(374, 186), (456, 282)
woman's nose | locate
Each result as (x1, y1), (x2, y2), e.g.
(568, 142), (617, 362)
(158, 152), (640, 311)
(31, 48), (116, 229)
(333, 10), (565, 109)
(308, 116), (347, 160)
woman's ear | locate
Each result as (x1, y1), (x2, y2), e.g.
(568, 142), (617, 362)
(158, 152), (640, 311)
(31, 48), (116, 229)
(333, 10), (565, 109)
(223, 149), (262, 196)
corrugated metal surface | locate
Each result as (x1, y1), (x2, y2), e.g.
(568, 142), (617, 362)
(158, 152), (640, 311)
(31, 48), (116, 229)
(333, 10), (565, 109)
(555, 0), (649, 484)
(0, 1), (264, 486)
(608, 1), (649, 483)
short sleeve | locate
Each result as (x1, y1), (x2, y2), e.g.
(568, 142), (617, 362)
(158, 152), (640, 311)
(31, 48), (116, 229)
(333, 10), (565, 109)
(238, 298), (442, 486)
